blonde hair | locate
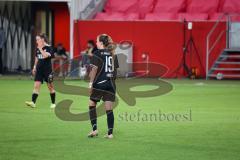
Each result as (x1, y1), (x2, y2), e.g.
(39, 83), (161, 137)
(98, 34), (116, 56)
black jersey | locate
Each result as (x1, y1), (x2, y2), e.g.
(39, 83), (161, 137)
(36, 45), (54, 69)
(90, 49), (119, 85)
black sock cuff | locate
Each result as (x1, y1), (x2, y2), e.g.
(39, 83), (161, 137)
(32, 93), (39, 103)
(50, 92), (56, 104)
(106, 110), (113, 114)
(89, 106), (97, 131)
(89, 106), (97, 119)
(108, 129), (113, 135)
(89, 106), (96, 110)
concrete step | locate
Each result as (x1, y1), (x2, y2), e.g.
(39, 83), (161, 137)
(220, 55), (240, 58)
(212, 68), (240, 71)
(216, 61), (240, 65)
(208, 74), (240, 78)
(224, 48), (240, 52)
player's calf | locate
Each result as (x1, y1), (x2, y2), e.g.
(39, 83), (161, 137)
(106, 110), (114, 138)
(88, 105), (98, 138)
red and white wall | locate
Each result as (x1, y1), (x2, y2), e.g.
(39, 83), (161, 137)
(73, 21), (226, 78)
(49, 2), (70, 51)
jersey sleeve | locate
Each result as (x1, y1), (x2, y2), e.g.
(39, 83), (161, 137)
(90, 54), (101, 68)
(35, 49), (39, 58)
(49, 47), (55, 58)
(114, 54), (119, 69)
(43, 46), (55, 58)
(44, 46), (55, 58)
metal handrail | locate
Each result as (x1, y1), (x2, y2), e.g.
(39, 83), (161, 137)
(206, 13), (227, 79)
(208, 31), (225, 55)
(80, 0), (107, 19)
(206, 13), (240, 79)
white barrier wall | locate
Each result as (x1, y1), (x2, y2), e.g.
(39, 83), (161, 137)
(0, 1), (32, 72)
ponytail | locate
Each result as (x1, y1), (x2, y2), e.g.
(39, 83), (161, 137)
(98, 34), (116, 57)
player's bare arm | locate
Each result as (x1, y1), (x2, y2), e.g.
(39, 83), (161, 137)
(89, 65), (98, 94)
(32, 57), (38, 76)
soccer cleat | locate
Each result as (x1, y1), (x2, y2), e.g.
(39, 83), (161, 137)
(88, 130), (98, 138)
(104, 134), (114, 139)
(50, 104), (56, 109)
(25, 101), (36, 108)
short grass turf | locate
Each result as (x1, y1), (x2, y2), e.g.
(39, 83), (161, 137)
(0, 77), (240, 160)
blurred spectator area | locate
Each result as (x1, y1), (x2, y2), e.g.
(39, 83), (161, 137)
(94, 0), (240, 21)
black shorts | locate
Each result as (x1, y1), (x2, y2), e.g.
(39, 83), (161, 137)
(34, 68), (52, 83)
(90, 80), (116, 102)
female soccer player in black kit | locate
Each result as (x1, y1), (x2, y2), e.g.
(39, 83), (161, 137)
(25, 34), (56, 109)
(88, 34), (119, 139)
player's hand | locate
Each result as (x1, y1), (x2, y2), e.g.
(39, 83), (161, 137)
(89, 87), (93, 95)
(32, 68), (36, 76)
(89, 82), (93, 94)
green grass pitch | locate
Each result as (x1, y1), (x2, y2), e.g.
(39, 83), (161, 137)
(0, 77), (240, 160)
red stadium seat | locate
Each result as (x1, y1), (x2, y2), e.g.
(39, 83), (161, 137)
(178, 13), (209, 21)
(125, 13), (140, 20)
(98, 0), (240, 21)
(145, 13), (177, 21)
(220, 0), (240, 13)
(209, 13), (227, 21)
(94, 12), (125, 21)
(104, 0), (155, 19)
(94, 12), (139, 21)
(104, 0), (139, 13)
(138, 0), (155, 17)
(94, 12), (106, 20)
(187, 0), (219, 14)
(154, 0), (186, 13)
(210, 13), (240, 21)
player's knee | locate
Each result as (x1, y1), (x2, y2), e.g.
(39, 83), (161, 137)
(47, 83), (53, 89)
(33, 83), (40, 92)
(49, 89), (55, 93)
(105, 106), (113, 111)
(89, 100), (96, 106)
(48, 85), (55, 93)
(105, 101), (113, 110)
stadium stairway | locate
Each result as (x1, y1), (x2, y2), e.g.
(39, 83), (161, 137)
(207, 12), (240, 80)
(208, 48), (240, 79)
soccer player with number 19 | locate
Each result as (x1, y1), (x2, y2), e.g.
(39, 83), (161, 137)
(88, 34), (119, 139)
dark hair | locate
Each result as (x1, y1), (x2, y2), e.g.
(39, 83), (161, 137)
(87, 40), (95, 47)
(98, 34), (116, 56)
(37, 33), (48, 43)
(57, 43), (63, 46)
